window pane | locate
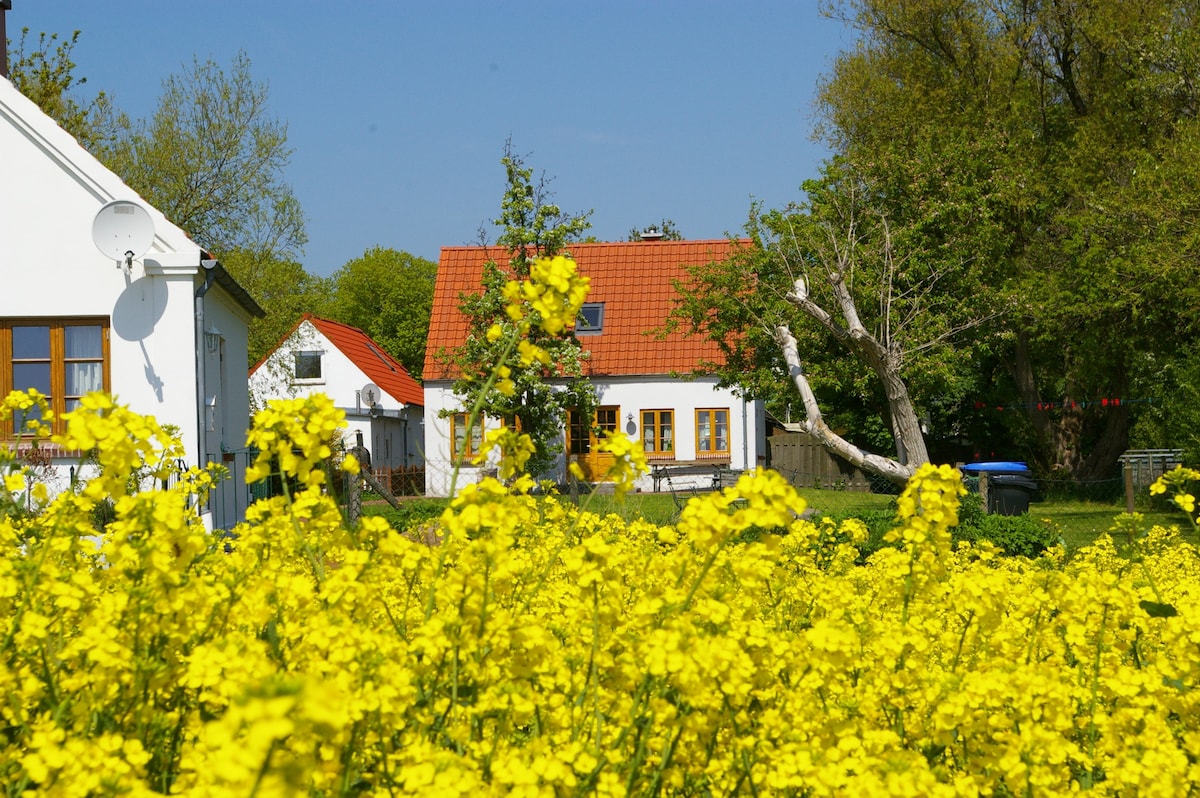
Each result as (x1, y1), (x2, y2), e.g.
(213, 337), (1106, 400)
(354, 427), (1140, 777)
(13, 362), (51, 394)
(715, 411), (728, 451)
(12, 403), (44, 431)
(12, 326), (50, 359)
(295, 351), (322, 379)
(66, 362), (104, 395)
(661, 415), (673, 452)
(64, 325), (103, 359)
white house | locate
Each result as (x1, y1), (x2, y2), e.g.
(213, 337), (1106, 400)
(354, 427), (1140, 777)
(422, 240), (767, 497)
(0, 75), (263, 528)
(250, 314), (425, 475)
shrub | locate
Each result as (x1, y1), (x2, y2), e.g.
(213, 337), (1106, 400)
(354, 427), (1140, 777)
(952, 492), (1063, 557)
(363, 497), (447, 532)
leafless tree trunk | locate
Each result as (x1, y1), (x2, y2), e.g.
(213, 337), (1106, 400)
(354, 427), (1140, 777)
(776, 324), (919, 485)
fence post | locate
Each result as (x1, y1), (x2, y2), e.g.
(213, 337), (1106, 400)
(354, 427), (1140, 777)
(979, 472), (990, 515)
(347, 470), (361, 525)
(1124, 463), (1135, 514)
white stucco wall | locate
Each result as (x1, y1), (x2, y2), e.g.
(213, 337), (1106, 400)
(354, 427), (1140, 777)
(250, 321), (425, 471)
(423, 375), (766, 497)
(1, 76), (255, 528)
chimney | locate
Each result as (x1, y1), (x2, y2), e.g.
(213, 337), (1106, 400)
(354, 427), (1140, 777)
(0, 1), (11, 80)
(640, 227), (664, 241)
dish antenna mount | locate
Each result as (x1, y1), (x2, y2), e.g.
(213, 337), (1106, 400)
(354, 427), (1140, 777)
(92, 200), (154, 274)
(360, 382), (382, 416)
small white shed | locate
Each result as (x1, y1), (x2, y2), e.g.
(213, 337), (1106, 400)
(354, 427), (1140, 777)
(250, 314), (425, 474)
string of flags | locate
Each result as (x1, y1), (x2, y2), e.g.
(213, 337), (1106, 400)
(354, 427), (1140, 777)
(972, 397), (1156, 412)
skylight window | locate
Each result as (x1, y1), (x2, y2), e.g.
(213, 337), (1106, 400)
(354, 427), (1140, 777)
(576, 303), (604, 336)
(366, 342), (396, 372)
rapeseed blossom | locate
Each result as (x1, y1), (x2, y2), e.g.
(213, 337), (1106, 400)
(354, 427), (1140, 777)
(2, 391), (1200, 795)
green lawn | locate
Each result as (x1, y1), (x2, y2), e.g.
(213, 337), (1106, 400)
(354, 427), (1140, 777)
(365, 486), (1196, 557)
(562, 487), (1195, 555)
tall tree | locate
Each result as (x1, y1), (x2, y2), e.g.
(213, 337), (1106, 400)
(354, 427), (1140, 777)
(676, 158), (994, 486)
(808, 0), (1200, 478)
(442, 144), (594, 477)
(104, 51), (306, 262)
(221, 248), (332, 366)
(327, 247), (437, 378)
(7, 28), (123, 153)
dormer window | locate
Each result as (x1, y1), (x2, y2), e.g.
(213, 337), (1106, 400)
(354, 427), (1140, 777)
(576, 303), (604, 336)
(294, 350), (323, 381)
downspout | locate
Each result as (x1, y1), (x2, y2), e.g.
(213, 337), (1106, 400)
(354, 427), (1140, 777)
(742, 395), (749, 471)
(194, 259), (219, 470)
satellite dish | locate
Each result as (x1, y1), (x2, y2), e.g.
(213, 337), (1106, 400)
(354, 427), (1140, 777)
(360, 382), (382, 409)
(92, 200), (155, 271)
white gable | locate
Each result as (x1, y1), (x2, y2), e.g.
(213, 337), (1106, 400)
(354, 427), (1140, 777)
(0, 76), (256, 528)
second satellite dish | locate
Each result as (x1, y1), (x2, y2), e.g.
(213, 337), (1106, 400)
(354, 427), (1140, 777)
(361, 383), (382, 408)
(92, 200), (154, 270)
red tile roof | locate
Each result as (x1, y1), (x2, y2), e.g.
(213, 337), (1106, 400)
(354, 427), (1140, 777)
(252, 314), (424, 407)
(424, 239), (749, 382)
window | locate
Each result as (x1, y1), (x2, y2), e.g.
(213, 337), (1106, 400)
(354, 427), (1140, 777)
(1, 318), (109, 435)
(566, 406), (617, 455)
(450, 412), (484, 462)
(294, 350), (323, 381)
(696, 408), (730, 456)
(641, 410), (674, 458)
(576, 303), (604, 336)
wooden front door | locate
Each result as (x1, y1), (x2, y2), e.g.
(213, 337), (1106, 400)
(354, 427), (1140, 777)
(567, 406), (618, 481)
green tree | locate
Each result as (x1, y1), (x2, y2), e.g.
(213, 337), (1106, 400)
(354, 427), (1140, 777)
(104, 50), (306, 262)
(806, 0), (1200, 479)
(443, 145), (594, 478)
(327, 247), (437, 378)
(676, 157), (995, 486)
(221, 248), (332, 365)
(7, 28), (123, 153)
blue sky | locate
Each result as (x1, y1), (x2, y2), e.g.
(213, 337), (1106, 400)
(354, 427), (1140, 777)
(10, 2), (854, 276)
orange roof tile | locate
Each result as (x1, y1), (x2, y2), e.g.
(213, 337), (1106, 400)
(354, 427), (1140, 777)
(424, 240), (749, 382)
(252, 313), (424, 407)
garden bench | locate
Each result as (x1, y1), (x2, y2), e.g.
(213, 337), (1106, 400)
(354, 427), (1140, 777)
(651, 462), (743, 516)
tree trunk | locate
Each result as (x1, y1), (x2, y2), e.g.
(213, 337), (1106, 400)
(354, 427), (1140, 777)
(776, 325), (919, 487)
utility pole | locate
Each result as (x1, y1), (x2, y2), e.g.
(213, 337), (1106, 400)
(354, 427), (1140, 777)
(0, 2), (12, 80)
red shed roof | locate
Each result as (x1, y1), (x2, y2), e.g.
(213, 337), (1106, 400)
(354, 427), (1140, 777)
(252, 314), (424, 407)
(424, 239), (748, 382)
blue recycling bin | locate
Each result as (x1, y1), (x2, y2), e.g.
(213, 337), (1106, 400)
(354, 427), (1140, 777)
(960, 462), (1042, 515)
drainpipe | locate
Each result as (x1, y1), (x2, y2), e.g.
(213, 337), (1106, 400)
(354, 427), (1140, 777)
(194, 259), (218, 470)
(741, 395), (749, 471)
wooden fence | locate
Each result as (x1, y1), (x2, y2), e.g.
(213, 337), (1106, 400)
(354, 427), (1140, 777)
(767, 431), (872, 492)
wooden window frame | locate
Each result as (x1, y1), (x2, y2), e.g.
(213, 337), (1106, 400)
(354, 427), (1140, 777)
(641, 409), (675, 460)
(450, 411), (485, 463)
(1, 317), (110, 438)
(695, 407), (730, 458)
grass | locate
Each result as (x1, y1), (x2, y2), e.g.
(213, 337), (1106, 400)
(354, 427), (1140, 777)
(362, 485), (1197, 557)
(1033, 500), (1193, 552)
